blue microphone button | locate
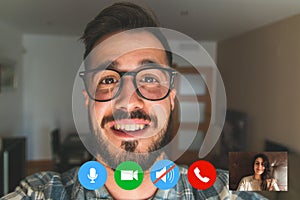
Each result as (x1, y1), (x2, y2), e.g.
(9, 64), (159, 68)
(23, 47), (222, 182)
(78, 161), (107, 190)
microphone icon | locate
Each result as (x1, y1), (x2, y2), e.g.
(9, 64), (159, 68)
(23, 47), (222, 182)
(87, 167), (98, 183)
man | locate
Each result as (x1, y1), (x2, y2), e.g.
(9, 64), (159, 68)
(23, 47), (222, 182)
(1, 2), (265, 199)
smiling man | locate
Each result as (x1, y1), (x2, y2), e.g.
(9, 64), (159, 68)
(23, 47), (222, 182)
(1, 2), (265, 200)
(81, 30), (176, 173)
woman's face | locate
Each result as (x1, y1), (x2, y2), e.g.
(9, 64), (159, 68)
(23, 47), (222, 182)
(254, 157), (265, 175)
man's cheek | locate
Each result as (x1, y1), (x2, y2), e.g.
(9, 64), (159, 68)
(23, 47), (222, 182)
(91, 105), (104, 128)
(149, 104), (169, 129)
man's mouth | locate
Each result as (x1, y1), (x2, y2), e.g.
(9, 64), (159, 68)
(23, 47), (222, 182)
(112, 124), (148, 132)
(108, 119), (150, 137)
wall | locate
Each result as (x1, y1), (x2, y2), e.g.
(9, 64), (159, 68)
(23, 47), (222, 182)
(0, 21), (23, 137)
(217, 14), (300, 152)
(22, 34), (83, 160)
(170, 40), (217, 65)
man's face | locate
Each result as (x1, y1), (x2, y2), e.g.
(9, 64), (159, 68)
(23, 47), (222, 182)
(83, 31), (176, 170)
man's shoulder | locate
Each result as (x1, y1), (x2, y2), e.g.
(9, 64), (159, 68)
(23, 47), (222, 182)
(23, 167), (77, 188)
(0, 168), (78, 200)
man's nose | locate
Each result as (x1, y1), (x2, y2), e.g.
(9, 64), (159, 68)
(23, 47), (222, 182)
(114, 78), (144, 112)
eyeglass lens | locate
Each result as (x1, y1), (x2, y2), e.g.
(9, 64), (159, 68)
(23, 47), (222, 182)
(87, 68), (171, 101)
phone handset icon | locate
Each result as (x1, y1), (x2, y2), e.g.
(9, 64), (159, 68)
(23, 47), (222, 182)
(194, 167), (210, 183)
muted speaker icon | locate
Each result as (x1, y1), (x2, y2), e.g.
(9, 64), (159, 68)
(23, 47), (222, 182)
(155, 167), (174, 183)
(151, 160), (180, 190)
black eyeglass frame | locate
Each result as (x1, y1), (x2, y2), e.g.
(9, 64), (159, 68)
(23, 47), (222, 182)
(79, 65), (177, 102)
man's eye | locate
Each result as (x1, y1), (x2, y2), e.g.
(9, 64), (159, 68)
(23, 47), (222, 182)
(141, 76), (159, 83)
(100, 77), (118, 84)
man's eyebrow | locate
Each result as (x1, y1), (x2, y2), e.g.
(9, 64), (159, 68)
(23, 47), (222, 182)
(106, 61), (119, 70)
(91, 60), (117, 70)
(92, 59), (162, 71)
(140, 59), (160, 65)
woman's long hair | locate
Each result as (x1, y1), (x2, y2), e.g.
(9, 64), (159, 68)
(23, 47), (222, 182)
(252, 153), (271, 190)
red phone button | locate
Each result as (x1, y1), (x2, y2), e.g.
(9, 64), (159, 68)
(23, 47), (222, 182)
(187, 160), (216, 190)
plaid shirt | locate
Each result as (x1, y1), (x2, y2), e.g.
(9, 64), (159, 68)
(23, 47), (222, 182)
(1, 167), (266, 200)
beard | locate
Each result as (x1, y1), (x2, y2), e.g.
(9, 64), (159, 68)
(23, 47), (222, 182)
(87, 108), (172, 171)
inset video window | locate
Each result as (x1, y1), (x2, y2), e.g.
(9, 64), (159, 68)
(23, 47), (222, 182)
(229, 152), (288, 191)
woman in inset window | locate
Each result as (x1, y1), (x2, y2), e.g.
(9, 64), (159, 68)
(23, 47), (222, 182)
(237, 153), (280, 191)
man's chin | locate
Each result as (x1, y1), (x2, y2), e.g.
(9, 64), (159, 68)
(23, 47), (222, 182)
(91, 133), (158, 170)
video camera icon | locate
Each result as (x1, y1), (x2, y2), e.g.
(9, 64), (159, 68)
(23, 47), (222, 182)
(121, 170), (139, 181)
(114, 161), (144, 190)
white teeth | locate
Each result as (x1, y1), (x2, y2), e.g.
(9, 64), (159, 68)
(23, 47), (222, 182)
(130, 124), (135, 131)
(113, 124), (146, 131)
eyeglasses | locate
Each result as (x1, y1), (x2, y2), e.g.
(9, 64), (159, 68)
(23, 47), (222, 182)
(79, 64), (176, 102)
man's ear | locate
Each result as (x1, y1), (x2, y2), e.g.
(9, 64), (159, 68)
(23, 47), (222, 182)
(83, 90), (89, 108)
(170, 89), (176, 111)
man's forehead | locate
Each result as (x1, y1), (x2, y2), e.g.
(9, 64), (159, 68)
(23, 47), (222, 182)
(89, 50), (168, 72)
(86, 31), (167, 69)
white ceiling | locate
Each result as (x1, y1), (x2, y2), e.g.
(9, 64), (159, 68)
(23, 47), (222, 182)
(1, 0), (300, 41)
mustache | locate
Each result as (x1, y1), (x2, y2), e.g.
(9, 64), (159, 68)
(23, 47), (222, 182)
(101, 109), (156, 128)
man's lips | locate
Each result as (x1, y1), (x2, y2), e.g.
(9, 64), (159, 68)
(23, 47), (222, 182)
(108, 119), (151, 133)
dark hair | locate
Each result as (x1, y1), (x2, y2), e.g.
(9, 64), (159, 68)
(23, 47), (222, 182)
(80, 2), (172, 65)
(252, 153), (271, 190)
